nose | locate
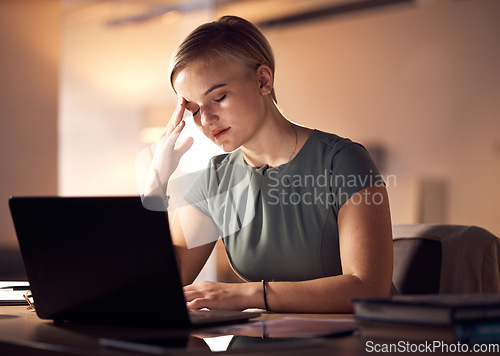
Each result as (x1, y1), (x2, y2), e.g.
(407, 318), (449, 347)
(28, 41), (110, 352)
(200, 110), (217, 128)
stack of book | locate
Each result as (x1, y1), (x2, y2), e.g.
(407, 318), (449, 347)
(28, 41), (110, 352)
(353, 294), (500, 345)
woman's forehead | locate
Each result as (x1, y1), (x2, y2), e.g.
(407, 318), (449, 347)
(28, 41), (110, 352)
(174, 58), (252, 92)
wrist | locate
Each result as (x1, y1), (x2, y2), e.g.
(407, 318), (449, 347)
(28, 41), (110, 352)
(246, 281), (269, 311)
(141, 183), (170, 212)
(143, 182), (168, 198)
(140, 194), (170, 212)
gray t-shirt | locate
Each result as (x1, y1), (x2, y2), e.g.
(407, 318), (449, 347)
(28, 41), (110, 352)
(184, 130), (384, 282)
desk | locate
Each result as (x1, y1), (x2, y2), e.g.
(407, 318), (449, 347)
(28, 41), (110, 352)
(0, 305), (366, 355)
(0, 306), (489, 355)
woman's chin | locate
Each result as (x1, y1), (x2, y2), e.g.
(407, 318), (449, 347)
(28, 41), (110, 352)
(221, 146), (236, 153)
(218, 142), (238, 153)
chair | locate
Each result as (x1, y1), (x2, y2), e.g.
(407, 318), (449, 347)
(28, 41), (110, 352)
(392, 224), (500, 295)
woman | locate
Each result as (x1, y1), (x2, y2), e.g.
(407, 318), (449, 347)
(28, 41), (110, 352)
(144, 15), (393, 313)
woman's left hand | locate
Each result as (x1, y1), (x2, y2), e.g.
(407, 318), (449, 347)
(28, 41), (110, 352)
(183, 281), (261, 311)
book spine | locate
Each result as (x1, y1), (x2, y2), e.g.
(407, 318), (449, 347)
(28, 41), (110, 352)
(453, 308), (500, 322)
(455, 321), (500, 344)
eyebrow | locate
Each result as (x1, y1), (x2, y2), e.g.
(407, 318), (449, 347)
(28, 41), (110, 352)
(204, 83), (227, 95)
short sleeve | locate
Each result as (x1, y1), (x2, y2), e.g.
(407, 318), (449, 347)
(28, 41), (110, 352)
(182, 169), (211, 217)
(181, 152), (252, 239)
(331, 143), (384, 213)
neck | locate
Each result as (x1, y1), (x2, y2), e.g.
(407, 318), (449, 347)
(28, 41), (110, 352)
(241, 106), (299, 168)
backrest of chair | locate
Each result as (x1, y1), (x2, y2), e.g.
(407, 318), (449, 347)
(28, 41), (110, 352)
(393, 237), (442, 294)
(392, 224), (500, 294)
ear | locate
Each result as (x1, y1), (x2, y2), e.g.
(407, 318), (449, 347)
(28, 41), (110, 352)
(256, 64), (273, 97)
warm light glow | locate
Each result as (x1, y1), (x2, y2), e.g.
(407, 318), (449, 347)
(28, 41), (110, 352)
(140, 126), (164, 143)
(161, 11), (180, 25)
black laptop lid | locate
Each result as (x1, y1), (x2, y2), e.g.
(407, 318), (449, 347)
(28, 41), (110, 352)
(9, 196), (190, 327)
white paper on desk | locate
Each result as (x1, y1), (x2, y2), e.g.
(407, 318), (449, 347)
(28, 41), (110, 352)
(0, 281), (29, 305)
(0, 281), (29, 288)
(208, 317), (358, 338)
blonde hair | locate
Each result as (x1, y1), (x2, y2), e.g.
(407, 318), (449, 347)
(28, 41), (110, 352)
(169, 16), (277, 103)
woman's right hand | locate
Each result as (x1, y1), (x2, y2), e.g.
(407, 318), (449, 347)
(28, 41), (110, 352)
(143, 97), (194, 198)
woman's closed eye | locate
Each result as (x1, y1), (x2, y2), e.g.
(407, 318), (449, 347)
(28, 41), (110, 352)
(190, 95), (225, 117)
(214, 94), (226, 103)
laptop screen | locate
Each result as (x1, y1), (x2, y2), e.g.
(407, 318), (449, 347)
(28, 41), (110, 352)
(9, 196), (189, 327)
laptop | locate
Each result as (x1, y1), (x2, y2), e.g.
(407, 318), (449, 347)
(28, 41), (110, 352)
(8, 196), (260, 328)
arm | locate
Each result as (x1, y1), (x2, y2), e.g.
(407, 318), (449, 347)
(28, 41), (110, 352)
(170, 204), (219, 285)
(137, 96), (221, 287)
(138, 97), (219, 286)
(183, 184), (393, 312)
(142, 97), (193, 204)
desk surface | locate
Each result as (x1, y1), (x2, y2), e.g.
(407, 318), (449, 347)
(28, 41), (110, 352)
(1, 306), (488, 355)
(0, 305), (366, 355)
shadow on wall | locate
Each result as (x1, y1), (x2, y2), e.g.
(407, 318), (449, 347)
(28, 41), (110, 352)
(0, 248), (27, 281)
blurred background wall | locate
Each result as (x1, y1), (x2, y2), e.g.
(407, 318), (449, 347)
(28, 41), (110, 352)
(1, 0), (499, 280)
(0, 0), (59, 279)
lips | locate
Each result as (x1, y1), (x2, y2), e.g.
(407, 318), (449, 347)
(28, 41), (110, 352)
(212, 127), (230, 140)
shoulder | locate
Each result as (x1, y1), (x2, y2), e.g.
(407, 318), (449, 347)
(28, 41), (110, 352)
(306, 129), (368, 158)
(300, 130), (380, 179)
(309, 129), (350, 147)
